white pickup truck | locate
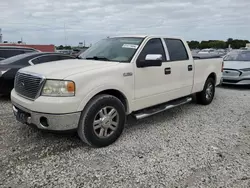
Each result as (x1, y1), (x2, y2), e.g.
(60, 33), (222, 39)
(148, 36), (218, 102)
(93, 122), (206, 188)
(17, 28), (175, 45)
(11, 35), (223, 147)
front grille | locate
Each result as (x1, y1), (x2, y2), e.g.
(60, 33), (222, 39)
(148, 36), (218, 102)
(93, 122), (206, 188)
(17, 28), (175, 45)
(14, 72), (44, 100)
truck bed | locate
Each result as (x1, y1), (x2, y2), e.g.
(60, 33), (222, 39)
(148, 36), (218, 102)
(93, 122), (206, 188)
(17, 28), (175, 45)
(192, 57), (223, 93)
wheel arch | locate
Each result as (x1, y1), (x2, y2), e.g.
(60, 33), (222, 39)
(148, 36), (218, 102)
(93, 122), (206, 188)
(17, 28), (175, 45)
(93, 89), (129, 113)
(77, 87), (131, 114)
(207, 72), (217, 83)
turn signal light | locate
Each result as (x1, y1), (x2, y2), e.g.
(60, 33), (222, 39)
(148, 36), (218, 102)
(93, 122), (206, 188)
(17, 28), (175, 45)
(67, 81), (75, 93)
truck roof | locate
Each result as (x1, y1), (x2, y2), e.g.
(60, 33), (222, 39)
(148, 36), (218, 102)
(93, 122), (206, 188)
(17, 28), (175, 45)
(110, 35), (185, 40)
(111, 35), (147, 38)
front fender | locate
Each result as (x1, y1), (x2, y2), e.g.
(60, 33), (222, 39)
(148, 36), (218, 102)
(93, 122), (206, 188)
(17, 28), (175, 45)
(76, 84), (133, 114)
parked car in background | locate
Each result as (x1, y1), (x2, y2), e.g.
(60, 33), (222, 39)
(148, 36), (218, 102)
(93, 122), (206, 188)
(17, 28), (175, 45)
(11, 35), (223, 147)
(198, 48), (218, 55)
(75, 48), (89, 58)
(0, 52), (76, 96)
(193, 48), (223, 59)
(56, 50), (72, 55)
(0, 46), (39, 60)
(70, 48), (81, 56)
(222, 50), (250, 85)
(217, 49), (227, 56)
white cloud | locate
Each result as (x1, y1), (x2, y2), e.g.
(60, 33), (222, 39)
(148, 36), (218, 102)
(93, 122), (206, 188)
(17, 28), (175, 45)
(0, 0), (249, 45)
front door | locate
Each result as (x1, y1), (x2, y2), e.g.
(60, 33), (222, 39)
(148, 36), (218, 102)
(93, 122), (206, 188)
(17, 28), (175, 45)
(133, 38), (175, 110)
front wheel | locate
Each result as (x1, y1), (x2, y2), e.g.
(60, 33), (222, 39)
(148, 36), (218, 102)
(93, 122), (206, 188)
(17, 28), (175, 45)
(77, 94), (126, 147)
(196, 77), (215, 105)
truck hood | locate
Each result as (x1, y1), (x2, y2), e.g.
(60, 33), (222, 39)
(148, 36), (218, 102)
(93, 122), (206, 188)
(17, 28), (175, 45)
(20, 59), (120, 79)
(223, 61), (250, 70)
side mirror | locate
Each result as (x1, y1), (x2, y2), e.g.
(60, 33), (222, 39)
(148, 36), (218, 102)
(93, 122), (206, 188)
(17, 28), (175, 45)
(137, 54), (163, 68)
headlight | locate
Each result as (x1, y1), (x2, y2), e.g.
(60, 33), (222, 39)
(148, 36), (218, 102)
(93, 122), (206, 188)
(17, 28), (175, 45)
(41, 80), (75, 97)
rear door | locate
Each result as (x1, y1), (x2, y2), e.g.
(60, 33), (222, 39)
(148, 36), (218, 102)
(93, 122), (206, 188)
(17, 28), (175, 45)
(163, 38), (194, 96)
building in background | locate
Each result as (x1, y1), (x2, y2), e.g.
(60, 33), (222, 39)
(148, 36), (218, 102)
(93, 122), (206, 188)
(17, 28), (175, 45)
(0, 43), (55, 52)
(78, 42), (83, 47)
(0, 28), (55, 52)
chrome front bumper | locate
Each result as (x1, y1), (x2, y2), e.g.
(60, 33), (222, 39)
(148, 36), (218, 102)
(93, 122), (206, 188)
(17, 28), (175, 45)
(12, 102), (81, 131)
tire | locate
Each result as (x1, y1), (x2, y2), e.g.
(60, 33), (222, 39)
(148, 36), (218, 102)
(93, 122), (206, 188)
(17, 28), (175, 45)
(77, 94), (126, 147)
(196, 77), (215, 105)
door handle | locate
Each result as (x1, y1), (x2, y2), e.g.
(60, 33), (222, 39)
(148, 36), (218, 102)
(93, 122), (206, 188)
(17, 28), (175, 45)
(188, 65), (193, 71)
(164, 67), (171, 75)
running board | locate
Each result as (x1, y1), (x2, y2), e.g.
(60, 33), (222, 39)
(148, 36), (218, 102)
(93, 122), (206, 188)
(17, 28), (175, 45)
(132, 97), (192, 120)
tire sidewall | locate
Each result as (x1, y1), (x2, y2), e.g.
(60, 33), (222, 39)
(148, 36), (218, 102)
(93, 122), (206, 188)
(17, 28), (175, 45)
(204, 78), (215, 104)
(78, 95), (126, 147)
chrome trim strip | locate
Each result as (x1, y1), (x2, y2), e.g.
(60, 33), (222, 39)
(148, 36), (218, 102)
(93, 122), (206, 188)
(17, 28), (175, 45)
(28, 59), (34, 65)
(0, 69), (9, 77)
(17, 69), (46, 79)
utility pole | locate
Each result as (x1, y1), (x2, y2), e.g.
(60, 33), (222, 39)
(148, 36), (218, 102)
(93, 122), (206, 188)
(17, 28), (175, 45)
(0, 28), (2, 43)
(64, 22), (67, 46)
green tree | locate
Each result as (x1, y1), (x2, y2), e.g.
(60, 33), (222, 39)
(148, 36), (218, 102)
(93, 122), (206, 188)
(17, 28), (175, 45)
(230, 39), (249, 49)
(187, 41), (200, 49)
(208, 41), (226, 49)
(199, 41), (210, 49)
(64, 45), (72, 50)
(57, 45), (64, 50)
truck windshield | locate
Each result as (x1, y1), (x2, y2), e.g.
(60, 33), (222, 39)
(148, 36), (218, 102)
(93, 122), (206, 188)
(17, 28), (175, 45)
(78, 37), (144, 62)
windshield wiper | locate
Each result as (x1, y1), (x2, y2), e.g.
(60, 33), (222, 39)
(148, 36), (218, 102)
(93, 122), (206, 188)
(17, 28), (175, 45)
(85, 56), (110, 61)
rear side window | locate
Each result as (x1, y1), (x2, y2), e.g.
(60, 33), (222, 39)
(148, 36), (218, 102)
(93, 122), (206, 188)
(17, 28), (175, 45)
(164, 39), (189, 61)
(0, 49), (26, 59)
(138, 38), (166, 61)
(0, 53), (36, 65)
(32, 55), (60, 64)
(23, 49), (36, 53)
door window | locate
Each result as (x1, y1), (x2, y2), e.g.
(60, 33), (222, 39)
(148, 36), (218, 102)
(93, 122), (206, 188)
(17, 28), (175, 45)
(137, 38), (166, 62)
(164, 39), (189, 61)
(32, 55), (60, 64)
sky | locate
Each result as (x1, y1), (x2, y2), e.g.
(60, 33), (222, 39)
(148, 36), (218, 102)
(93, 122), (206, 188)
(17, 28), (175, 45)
(0, 0), (250, 46)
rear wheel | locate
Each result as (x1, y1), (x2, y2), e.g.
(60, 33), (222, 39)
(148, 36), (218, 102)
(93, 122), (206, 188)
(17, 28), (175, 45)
(77, 94), (126, 147)
(196, 77), (215, 105)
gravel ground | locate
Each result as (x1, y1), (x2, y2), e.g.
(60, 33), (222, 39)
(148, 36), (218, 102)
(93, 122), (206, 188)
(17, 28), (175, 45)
(0, 86), (250, 188)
